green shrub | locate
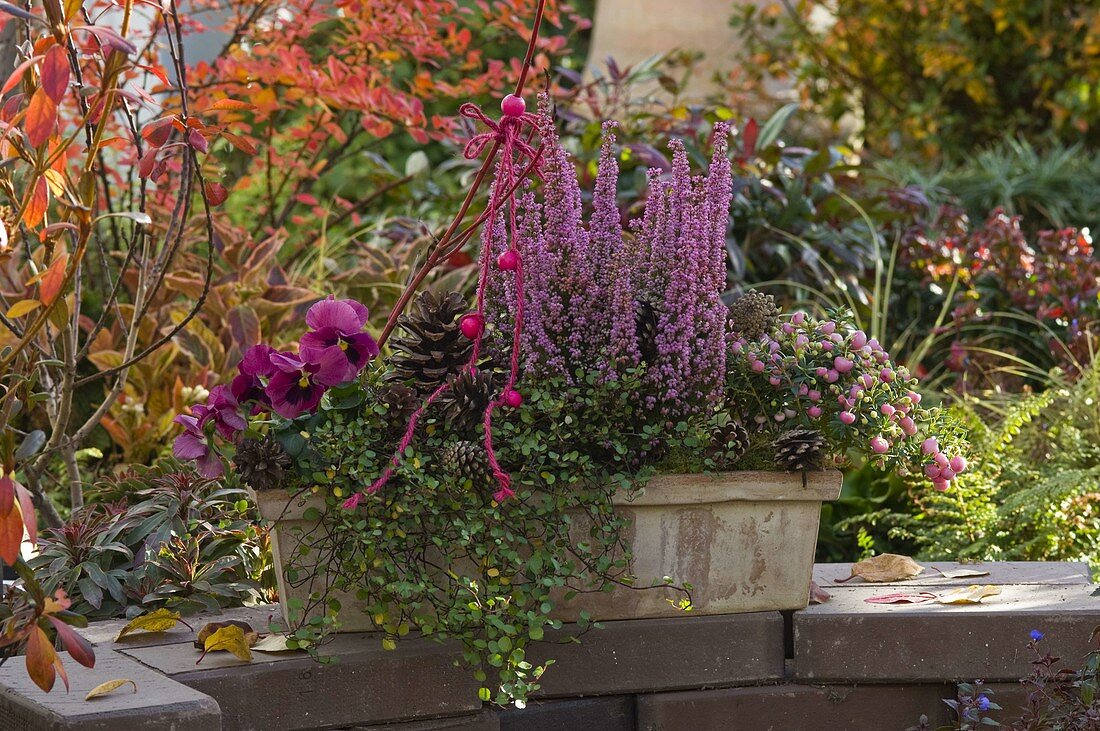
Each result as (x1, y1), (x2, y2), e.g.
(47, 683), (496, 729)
(887, 368), (1100, 568)
(732, 1), (1100, 159)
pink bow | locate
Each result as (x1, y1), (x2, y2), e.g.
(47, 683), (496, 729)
(459, 102), (539, 161)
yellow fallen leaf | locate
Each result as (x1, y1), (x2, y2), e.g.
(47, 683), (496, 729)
(194, 621), (258, 650)
(200, 625), (252, 662)
(841, 554), (924, 583)
(252, 634), (302, 653)
(85, 678), (137, 700)
(937, 584), (1002, 604)
(115, 609), (184, 641)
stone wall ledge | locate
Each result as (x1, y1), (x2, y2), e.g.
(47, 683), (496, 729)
(0, 561), (1091, 730)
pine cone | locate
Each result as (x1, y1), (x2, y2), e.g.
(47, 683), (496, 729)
(440, 440), (490, 484)
(707, 419), (750, 469)
(729, 290), (778, 340)
(234, 435), (292, 492)
(378, 382), (420, 419)
(772, 428), (827, 473)
(433, 369), (495, 434)
(386, 291), (474, 396)
(635, 298), (660, 365)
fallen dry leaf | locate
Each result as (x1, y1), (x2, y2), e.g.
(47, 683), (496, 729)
(85, 678), (137, 700)
(197, 624), (253, 664)
(809, 581), (831, 605)
(838, 554), (924, 583)
(115, 609), (187, 641)
(864, 592), (938, 605)
(937, 584), (1002, 604)
(252, 634), (301, 653)
(194, 621), (258, 650)
(932, 567), (991, 579)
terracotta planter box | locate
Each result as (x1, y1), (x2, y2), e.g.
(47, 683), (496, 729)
(254, 470), (842, 631)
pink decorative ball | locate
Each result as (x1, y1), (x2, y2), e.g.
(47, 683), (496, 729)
(502, 389), (523, 408)
(501, 94), (526, 117)
(459, 313), (483, 340)
(497, 249), (520, 271)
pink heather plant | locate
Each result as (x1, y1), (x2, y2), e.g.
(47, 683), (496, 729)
(496, 97), (733, 416)
(727, 310), (968, 489)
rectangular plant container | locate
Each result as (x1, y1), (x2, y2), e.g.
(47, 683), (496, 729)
(254, 470), (843, 631)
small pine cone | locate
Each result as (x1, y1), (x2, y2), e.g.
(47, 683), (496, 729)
(441, 440), (490, 484)
(378, 382), (420, 419)
(729, 290), (779, 340)
(433, 369), (495, 434)
(772, 428), (827, 472)
(707, 420), (750, 469)
(386, 291), (473, 396)
(635, 298), (661, 365)
(233, 435), (292, 491)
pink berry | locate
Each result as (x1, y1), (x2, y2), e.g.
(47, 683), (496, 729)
(820, 322), (836, 335)
(870, 436), (889, 454)
(881, 404), (896, 417)
(459, 313), (483, 340)
(795, 334), (809, 350)
(851, 330), (868, 349)
(501, 94), (526, 117)
(921, 437), (939, 455)
(934, 452), (949, 468)
(908, 391), (922, 404)
(899, 417), (917, 436)
(769, 376), (782, 386)
(808, 390), (821, 402)
(880, 368), (894, 383)
(933, 479), (949, 492)
(497, 249), (520, 271)
(860, 374), (874, 389)
(502, 389), (523, 408)
(939, 467), (956, 481)
(924, 464), (942, 479)
(822, 341), (834, 351)
(815, 367), (828, 377)
(808, 406), (823, 418)
(826, 369), (840, 383)
(834, 356), (854, 373)
(791, 311), (806, 325)
(751, 360), (766, 373)
(949, 455), (968, 473)
(839, 411), (856, 425)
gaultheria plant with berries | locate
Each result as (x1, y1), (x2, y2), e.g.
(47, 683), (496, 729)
(726, 307), (969, 489)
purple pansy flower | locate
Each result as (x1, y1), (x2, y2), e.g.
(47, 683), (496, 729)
(265, 349), (348, 419)
(206, 385), (247, 439)
(231, 344), (277, 412)
(172, 405), (224, 478)
(298, 298), (379, 381)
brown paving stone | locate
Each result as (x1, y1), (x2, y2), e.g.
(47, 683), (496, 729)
(813, 561), (1091, 588)
(497, 696), (634, 731)
(345, 710), (500, 731)
(0, 649), (220, 730)
(793, 582), (1100, 682)
(636, 684), (955, 730)
(120, 633), (480, 731)
(531, 612), (784, 698)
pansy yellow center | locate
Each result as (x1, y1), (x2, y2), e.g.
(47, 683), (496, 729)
(339, 339), (348, 351)
(298, 373), (310, 388)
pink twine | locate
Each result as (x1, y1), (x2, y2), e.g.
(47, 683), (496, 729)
(344, 100), (537, 510)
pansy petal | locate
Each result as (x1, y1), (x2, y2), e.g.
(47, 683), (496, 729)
(312, 347), (354, 387)
(305, 299), (361, 334)
(195, 449), (225, 478)
(173, 432), (208, 461)
(239, 344), (276, 378)
(269, 351), (305, 372)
